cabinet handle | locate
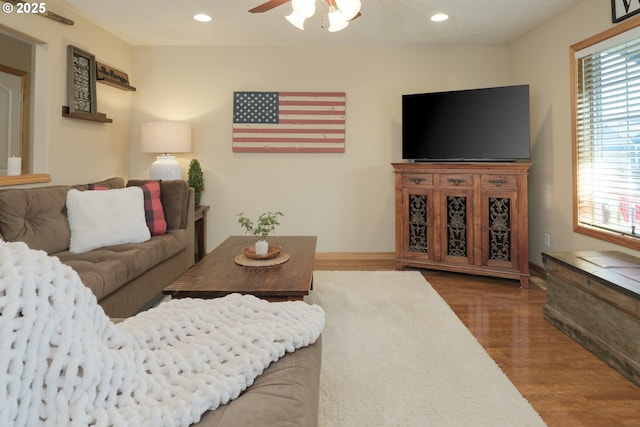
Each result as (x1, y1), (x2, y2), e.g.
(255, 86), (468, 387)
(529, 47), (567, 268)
(447, 178), (465, 186)
(410, 177), (425, 184)
(488, 179), (508, 187)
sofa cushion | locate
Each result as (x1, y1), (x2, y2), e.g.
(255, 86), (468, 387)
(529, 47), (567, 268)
(0, 186), (71, 254)
(0, 178), (125, 254)
(56, 229), (187, 301)
(66, 187), (151, 253)
(81, 177), (126, 191)
(194, 336), (322, 427)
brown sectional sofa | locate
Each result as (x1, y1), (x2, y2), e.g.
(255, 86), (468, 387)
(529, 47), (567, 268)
(0, 177), (195, 317)
(195, 336), (322, 427)
(0, 177), (322, 426)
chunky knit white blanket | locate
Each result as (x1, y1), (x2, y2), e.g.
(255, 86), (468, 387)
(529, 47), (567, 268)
(0, 241), (324, 426)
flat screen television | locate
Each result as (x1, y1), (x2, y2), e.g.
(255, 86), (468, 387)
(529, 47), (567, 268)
(402, 85), (530, 161)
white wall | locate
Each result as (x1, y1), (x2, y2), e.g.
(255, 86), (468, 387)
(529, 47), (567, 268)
(0, 0), (134, 184)
(8, 0), (626, 261)
(130, 45), (509, 252)
(509, 0), (640, 265)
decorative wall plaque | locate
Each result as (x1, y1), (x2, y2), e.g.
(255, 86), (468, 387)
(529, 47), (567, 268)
(96, 62), (136, 91)
(67, 45), (97, 115)
(232, 91), (346, 153)
(612, 0), (640, 23)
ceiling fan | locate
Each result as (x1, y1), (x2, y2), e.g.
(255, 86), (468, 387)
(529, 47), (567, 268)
(249, 0), (291, 14)
(249, 0), (361, 32)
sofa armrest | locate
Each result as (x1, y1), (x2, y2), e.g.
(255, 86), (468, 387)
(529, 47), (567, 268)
(184, 187), (195, 268)
(160, 180), (191, 230)
(161, 180), (195, 268)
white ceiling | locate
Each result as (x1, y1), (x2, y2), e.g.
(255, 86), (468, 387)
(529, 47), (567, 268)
(60, 0), (581, 47)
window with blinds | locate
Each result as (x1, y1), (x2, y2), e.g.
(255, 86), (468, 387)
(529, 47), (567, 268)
(573, 21), (640, 248)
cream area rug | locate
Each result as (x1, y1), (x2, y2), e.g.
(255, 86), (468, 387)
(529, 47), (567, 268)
(306, 271), (547, 427)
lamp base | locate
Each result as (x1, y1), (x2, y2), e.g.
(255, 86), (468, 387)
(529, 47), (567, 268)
(149, 155), (182, 180)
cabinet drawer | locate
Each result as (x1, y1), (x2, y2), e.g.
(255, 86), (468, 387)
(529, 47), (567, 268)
(440, 174), (473, 188)
(481, 174), (517, 189)
(402, 174), (433, 186)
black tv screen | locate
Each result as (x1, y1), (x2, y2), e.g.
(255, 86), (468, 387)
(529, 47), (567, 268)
(402, 85), (530, 161)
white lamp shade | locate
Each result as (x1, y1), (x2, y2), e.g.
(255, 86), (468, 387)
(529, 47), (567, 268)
(141, 122), (192, 154)
(286, 11), (306, 30)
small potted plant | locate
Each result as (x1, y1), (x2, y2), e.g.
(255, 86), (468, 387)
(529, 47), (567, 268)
(187, 159), (204, 207)
(237, 211), (284, 255)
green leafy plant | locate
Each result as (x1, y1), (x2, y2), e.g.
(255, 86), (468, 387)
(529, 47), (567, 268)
(187, 159), (204, 192)
(237, 211), (284, 238)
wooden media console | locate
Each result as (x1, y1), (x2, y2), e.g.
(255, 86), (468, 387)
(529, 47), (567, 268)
(393, 162), (531, 288)
(542, 251), (640, 386)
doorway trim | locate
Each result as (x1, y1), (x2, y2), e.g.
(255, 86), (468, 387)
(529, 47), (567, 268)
(0, 63), (28, 174)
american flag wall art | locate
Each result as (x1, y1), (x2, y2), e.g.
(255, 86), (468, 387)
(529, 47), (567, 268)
(232, 91), (346, 153)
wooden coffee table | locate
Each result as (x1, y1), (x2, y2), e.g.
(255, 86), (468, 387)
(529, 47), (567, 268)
(163, 235), (317, 301)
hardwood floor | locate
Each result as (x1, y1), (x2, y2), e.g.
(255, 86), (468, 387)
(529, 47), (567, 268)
(314, 257), (640, 427)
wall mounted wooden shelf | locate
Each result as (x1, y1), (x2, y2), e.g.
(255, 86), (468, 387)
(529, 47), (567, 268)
(96, 62), (136, 91)
(61, 106), (113, 123)
(97, 77), (136, 91)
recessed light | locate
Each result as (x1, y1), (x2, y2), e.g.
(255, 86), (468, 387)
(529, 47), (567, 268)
(430, 13), (448, 22)
(194, 13), (212, 22)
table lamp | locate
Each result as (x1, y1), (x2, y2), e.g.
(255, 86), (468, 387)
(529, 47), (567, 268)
(141, 122), (192, 180)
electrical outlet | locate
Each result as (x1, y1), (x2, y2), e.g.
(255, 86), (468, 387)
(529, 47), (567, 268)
(543, 233), (551, 248)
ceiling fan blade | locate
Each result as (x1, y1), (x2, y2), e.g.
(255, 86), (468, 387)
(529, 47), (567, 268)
(349, 11), (361, 21)
(249, 0), (290, 13)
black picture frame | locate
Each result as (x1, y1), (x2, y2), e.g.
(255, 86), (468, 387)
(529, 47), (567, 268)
(67, 45), (97, 115)
(612, 0), (640, 23)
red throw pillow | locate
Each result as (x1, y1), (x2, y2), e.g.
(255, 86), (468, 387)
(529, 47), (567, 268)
(139, 181), (167, 235)
(88, 184), (109, 190)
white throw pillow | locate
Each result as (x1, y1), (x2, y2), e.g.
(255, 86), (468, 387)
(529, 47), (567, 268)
(66, 187), (151, 253)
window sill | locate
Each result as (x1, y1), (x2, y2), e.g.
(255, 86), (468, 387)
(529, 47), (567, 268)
(0, 174), (51, 187)
(575, 223), (640, 252)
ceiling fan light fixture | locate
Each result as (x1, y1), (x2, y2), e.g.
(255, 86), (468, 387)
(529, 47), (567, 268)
(286, 11), (306, 30)
(328, 7), (349, 32)
(335, 0), (361, 21)
(291, 0), (316, 18)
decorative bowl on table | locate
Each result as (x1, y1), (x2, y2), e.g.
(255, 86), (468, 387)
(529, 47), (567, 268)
(242, 245), (282, 260)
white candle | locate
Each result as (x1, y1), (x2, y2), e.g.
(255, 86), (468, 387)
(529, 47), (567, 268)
(7, 157), (21, 176)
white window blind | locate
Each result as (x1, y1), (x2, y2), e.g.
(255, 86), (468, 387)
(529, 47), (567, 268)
(575, 31), (640, 238)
